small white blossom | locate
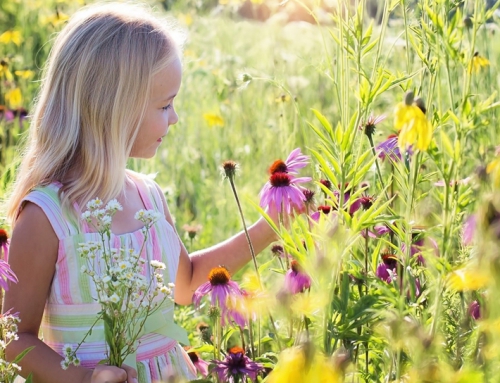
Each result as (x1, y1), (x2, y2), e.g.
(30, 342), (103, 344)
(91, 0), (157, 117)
(105, 199), (123, 213)
(86, 198), (103, 210)
(150, 260), (166, 270)
(109, 293), (120, 303)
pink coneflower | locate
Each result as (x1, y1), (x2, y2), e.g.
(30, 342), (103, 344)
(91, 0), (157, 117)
(184, 347), (210, 378)
(284, 260), (311, 294)
(376, 253), (398, 283)
(268, 148), (309, 176)
(376, 134), (404, 161)
(0, 259), (17, 291)
(349, 195), (375, 215)
(462, 214), (477, 246)
(361, 224), (391, 239)
(0, 228), (9, 261)
(361, 114), (387, 137)
(401, 232), (439, 266)
(259, 172), (311, 214)
(311, 205), (334, 222)
(212, 346), (264, 383)
(192, 266), (243, 312)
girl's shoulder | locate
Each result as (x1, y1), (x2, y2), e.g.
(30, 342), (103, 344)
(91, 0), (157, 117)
(126, 170), (166, 210)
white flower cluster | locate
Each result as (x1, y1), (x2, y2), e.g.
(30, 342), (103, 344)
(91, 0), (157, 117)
(82, 198), (123, 232)
(0, 312), (22, 381)
(63, 200), (174, 369)
(134, 209), (162, 228)
(61, 344), (80, 370)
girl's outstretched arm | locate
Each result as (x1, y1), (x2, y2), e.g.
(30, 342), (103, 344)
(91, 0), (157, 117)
(3, 203), (137, 383)
(154, 184), (278, 305)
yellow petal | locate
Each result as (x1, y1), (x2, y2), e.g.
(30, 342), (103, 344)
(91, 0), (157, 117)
(203, 113), (224, 127)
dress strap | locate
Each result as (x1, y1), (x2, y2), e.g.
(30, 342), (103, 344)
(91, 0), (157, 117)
(131, 174), (164, 213)
(21, 184), (81, 240)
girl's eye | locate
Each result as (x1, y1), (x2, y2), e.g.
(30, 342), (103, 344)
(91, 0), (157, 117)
(162, 105), (171, 111)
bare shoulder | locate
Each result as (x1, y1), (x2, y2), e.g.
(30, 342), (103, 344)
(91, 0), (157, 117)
(10, 202), (59, 272)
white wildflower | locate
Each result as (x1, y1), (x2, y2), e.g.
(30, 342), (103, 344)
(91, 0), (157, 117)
(87, 198), (103, 210)
(105, 199), (123, 213)
(150, 260), (166, 270)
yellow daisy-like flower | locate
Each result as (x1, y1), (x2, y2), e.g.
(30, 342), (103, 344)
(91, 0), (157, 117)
(203, 113), (224, 127)
(0, 30), (22, 46)
(487, 157), (500, 187)
(14, 70), (35, 79)
(267, 346), (342, 383)
(5, 88), (22, 109)
(395, 93), (433, 152)
(468, 52), (489, 74)
(447, 267), (490, 292)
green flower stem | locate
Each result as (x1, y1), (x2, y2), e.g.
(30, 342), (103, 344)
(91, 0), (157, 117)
(227, 176), (262, 286)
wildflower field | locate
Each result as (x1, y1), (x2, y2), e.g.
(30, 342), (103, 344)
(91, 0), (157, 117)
(2, 0), (500, 382)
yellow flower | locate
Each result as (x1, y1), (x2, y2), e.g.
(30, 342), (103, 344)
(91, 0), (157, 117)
(487, 157), (500, 187)
(275, 94), (291, 103)
(15, 70), (35, 79)
(203, 113), (224, 127)
(177, 13), (193, 26)
(468, 52), (489, 74)
(41, 12), (69, 27)
(0, 30), (22, 46)
(267, 346), (342, 383)
(447, 267), (490, 292)
(395, 95), (433, 152)
(5, 88), (22, 109)
(0, 60), (13, 81)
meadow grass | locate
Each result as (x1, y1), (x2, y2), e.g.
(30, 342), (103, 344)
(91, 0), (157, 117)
(2, 0), (500, 381)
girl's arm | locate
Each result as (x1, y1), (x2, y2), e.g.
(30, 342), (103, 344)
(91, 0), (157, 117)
(3, 203), (136, 383)
(154, 185), (278, 305)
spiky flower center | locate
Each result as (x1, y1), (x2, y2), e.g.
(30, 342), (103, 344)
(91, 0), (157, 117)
(222, 160), (238, 179)
(208, 266), (231, 285)
(270, 172), (291, 187)
(360, 196), (374, 210)
(319, 179), (331, 190)
(271, 244), (284, 255)
(302, 189), (315, 203)
(318, 205), (331, 214)
(290, 260), (301, 273)
(0, 229), (8, 245)
(269, 160), (288, 174)
(229, 346), (245, 355)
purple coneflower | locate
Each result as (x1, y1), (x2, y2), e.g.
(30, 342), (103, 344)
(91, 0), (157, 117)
(361, 224), (391, 239)
(184, 347), (210, 378)
(469, 300), (481, 320)
(212, 346), (264, 383)
(376, 134), (403, 161)
(376, 253), (398, 283)
(192, 266), (243, 312)
(402, 233), (439, 266)
(311, 205), (334, 222)
(284, 260), (311, 294)
(349, 195), (375, 215)
(462, 214), (477, 246)
(259, 172), (311, 214)
(0, 229), (16, 291)
(361, 114), (387, 137)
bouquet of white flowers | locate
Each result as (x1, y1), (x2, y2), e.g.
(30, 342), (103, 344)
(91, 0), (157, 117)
(63, 198), (174, 369)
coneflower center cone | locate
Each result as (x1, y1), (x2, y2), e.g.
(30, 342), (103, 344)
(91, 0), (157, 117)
(270, 172), (291, 187)
(269, 160), (288, 174)
(208, 266), (231, 285)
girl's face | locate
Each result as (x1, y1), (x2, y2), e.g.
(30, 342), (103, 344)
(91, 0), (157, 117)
(130, 56), (182, 158)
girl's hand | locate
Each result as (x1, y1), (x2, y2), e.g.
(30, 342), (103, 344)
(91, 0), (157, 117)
(86, 364), (138, 383)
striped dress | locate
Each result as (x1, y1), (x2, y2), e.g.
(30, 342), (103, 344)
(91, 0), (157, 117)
(21, 174), (197, 382)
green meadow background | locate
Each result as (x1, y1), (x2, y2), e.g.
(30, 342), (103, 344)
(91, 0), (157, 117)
(3, 0), (500, 381)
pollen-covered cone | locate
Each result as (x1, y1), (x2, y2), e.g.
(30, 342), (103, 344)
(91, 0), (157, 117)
(395, 103), (432, 152)
(266, 346), (342, 383)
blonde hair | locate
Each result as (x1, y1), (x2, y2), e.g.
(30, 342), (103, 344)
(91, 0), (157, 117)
(6, 2), (182, 224)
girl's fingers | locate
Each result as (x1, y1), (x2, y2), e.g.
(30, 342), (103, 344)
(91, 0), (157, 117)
(92, 365), (127, 382)
(121, 363), (138, 383)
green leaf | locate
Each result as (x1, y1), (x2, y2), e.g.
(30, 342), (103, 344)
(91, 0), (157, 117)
(12, 346), (35, 364)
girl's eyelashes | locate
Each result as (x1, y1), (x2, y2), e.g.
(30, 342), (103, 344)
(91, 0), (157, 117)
(162, 105), (171, 111)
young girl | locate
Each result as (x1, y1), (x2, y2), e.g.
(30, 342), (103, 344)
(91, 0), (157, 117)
(3, 3), (277, 383)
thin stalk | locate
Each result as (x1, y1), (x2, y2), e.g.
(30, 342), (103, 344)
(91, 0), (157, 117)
(227, 176), (261, 286)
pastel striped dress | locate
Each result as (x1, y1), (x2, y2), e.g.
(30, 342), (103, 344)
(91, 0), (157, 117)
(21, 175), (197, 382)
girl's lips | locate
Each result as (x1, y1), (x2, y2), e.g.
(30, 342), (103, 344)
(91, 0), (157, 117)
(157, 137), (163, 143)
